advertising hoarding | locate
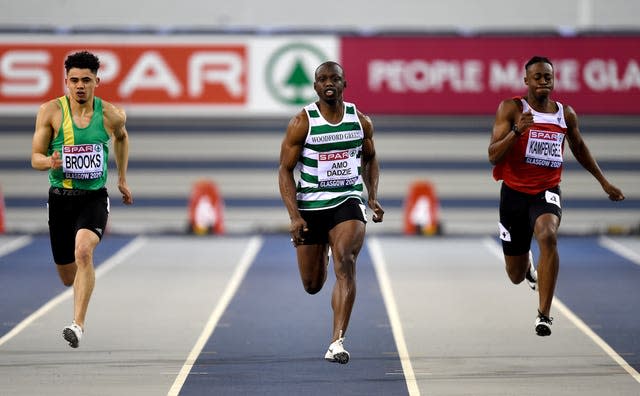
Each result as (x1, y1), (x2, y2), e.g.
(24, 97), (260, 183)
(341, 36), (640, 114)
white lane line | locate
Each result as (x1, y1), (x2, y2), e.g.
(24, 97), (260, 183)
(483, 237), (640, 384)
(167, 236), (263, 396)
(554, 298), (640, 382)
(0, 235), (147, 348)
(0, 235), (33, 257)
(599, 236), (640, 267)
(368, 237), (421, 396)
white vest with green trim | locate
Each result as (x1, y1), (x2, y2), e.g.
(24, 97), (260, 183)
(296, 101), (364, 210)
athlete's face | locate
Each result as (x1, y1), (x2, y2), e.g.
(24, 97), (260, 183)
(524, 62), (554, 100)
(65, 68), (99, 105)
(314, 64), (346, 103)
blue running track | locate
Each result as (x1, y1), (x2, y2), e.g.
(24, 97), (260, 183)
(0, 234), (638, 394)
(179, 234), (408, 395)
(0, 235), (134, 337)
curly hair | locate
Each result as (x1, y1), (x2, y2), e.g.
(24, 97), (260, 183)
(64, 51), (100, 74)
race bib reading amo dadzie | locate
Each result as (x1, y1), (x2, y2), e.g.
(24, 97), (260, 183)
(317, 149), (359, 188)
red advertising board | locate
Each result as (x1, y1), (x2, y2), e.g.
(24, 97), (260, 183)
(0, 44), (247, 106)
(340, 36), (640, 114)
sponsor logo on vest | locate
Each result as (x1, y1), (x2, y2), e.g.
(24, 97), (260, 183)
(319, 151), (349, 161)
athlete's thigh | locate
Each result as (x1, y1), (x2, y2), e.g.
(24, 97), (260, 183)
(329, 198), (366, 245)
(75, 228), (101, 255)
(296, 243), (329, 283)
(499, 184), (533, 256)
(48, 195), (77, 265)
(77, 190), (109, 240)
(329, 220), (365, 271)
(529, 186), (562, 229)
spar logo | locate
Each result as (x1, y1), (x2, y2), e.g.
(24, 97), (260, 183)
(63, 144), (100, 154)
(319, 151), (350, 161)
(265, 43), (328, 106)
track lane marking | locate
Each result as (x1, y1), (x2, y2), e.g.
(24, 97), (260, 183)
(167, 235), (263, 396)
(0, 235), (32, 258)
(599, 236), (640, 268)
(0, 236), (147, 348)
(369, 237), (421, 396)
(483, 236), (640, 384)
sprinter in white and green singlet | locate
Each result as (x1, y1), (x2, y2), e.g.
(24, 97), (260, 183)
(31, 51), (133, 349)
(279, 61), (384, 364)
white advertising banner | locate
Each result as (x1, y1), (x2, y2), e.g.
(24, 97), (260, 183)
(0, 35), (339, 117)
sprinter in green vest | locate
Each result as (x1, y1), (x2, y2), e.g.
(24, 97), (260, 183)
(31, 51), (133, 348)
(279, 61), (384, 364)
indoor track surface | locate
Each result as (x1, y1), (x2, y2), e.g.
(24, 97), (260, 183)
(1, 233), (639, 395)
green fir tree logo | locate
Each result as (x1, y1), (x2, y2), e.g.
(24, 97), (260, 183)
(284, 58), (312, 105)
(266, 42), (329, 106)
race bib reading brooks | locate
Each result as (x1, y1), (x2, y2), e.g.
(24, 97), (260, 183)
(525, 129), (565, 168)
(317, 149), (359, 188)
(62, 144), (104, 180)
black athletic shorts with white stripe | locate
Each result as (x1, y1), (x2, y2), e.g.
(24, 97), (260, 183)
(498, 183), (562, 256)
(47, 187), (110, 265)
(298, 198), (366, 245)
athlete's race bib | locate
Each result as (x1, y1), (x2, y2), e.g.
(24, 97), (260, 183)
(62, 144), (104, 180)
(545, 190), (561, 208)
(525, 129), (565, 168)
(317, 149), (359, 188)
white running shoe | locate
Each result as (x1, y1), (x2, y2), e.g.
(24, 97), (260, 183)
(324, 337), (349, 364)
(535, 311), (553, 336)
(525, 250), (538, 291)
(62, 322), (83, 348)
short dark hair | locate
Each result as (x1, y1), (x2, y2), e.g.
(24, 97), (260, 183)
(64, 51), (100, 74)
(315, 61), (344, 78)
(525, 56), (553, 71)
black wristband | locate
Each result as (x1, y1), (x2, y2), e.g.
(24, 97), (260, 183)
(511, 124), (521, 136)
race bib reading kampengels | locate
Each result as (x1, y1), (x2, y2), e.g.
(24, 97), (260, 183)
(525, 129), (565, 168)
(317, 149), (359, 188)
(62, 144), (104, 180)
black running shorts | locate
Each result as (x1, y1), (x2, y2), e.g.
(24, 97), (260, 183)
(498, 183), (562, 256)
(298, 198), (366, 245)
(47, 187), (110, 265)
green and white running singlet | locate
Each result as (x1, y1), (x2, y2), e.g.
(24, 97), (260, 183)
(296, 102), (365, 210)
(48, 96), (110, 190)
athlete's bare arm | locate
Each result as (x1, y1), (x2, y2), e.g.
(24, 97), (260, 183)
(31, 100), (62, 171)
(103, 100), (133, 205)
(358, 111), (384, 223)
(488, 99), (533, 165)
(278, 110), (309, 245)
(564, 106), (624, 201)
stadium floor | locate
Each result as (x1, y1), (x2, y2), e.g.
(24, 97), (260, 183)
(0, 233), (639, 395)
